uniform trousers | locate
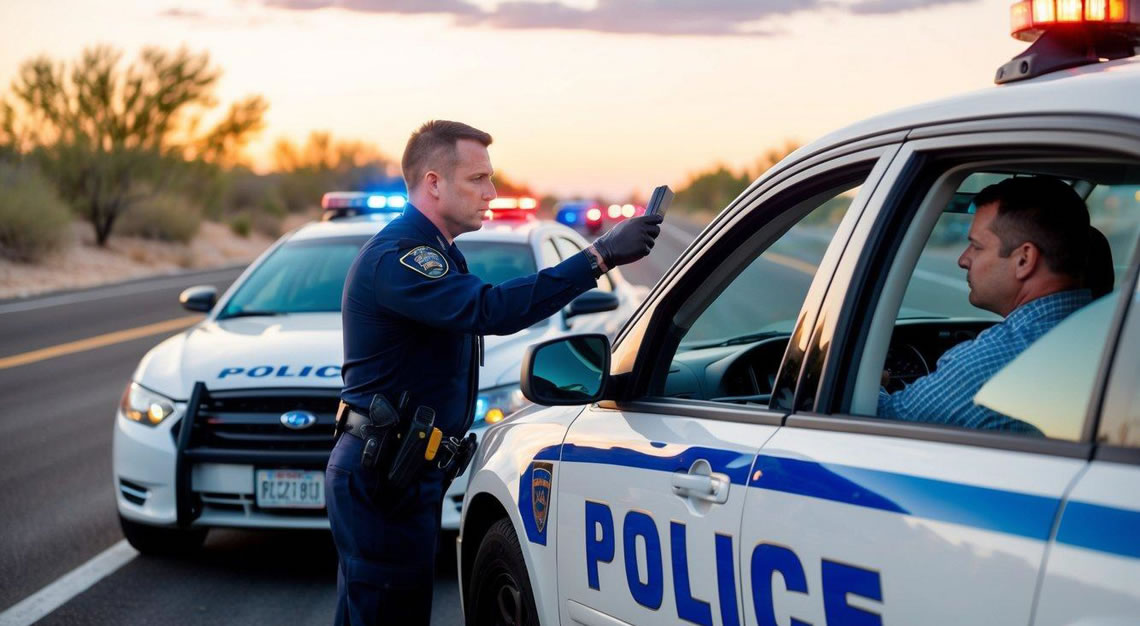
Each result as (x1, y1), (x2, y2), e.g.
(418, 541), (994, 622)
(326, 433), (444, 625)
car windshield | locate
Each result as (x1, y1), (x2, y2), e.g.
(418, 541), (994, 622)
(219, 237), (368, 318)
(460, 241), (537, 285)
(219, 236), (537, 318)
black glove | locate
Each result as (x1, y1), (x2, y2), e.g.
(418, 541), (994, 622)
(592, 214), (663, 269)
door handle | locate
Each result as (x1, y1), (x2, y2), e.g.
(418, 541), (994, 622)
(671, 470), (729, 504)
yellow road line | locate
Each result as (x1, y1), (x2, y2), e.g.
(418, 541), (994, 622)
(765, 252), (818, 276)
(0, 315), (202, 370)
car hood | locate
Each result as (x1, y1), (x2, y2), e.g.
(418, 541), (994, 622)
(133, 313), (558, 400)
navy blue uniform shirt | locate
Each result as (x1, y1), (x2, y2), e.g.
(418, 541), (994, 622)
(341, 204), (597, 434)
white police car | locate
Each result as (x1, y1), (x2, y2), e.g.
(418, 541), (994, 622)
(458, 6), (1140, 624)
(111, 192), (646, 554)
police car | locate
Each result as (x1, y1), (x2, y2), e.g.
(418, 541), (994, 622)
(458, 6), (1140, 625)
(111, 192), (646, 554)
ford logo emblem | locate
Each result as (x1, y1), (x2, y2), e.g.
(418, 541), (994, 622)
(280, 410), (317, 430)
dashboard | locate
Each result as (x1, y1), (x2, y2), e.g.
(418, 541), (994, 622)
(662, 319), (998, 404)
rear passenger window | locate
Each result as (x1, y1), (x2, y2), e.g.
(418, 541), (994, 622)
(853, 164), (1140, 441)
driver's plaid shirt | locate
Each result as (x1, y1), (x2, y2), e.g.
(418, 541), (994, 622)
(878, 289), (1092, 434)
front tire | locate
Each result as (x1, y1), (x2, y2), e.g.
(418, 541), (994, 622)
(119, 515), (207, 556)
(466, 518), (539, 626)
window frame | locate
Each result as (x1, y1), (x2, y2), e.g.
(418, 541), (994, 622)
(797, 122), (1140, 459)
(1091, 229), (1140, 464)
(599, 141), (904, 426)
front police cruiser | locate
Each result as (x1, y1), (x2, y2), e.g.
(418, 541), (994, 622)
(459, 5), (1140, 626)
(328, 120), (661, 625)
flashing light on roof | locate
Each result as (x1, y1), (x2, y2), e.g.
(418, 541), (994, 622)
(586, 208), (603, 222)
(607, 204), (622, 219)
(321, 191), (407, 220)
(484, 196), (538, 221)
(997, 0), (1139, 83)
(621, 204), (636, 218)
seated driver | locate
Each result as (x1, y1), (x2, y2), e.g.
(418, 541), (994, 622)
(878, 176), (1093, 434)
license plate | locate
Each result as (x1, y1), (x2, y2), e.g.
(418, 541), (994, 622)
(255, 469), (325, 509)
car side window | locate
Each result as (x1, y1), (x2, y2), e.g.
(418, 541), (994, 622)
(540, 239), (560, 269)
(663, 183), (864, 404)
(554, 236), (613, 292)
(855, 166), (1140, 441)
(1099, 275), (1140, 447)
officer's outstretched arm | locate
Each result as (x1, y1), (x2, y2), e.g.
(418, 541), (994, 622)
(377, 248), (597, 335)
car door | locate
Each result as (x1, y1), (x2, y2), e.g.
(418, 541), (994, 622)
(756, 125), (1140, 625)
(555, 143), (900, 626)
(1034, 229), (1140, 626)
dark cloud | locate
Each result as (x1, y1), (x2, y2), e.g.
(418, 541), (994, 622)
(472, 0), (805, 36)
(847, 0), (976, 15)
(264, 0), (482, 16)
(253, 0), (978, 35)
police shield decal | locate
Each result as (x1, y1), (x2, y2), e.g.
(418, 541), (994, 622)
(399, 245), (449, 278)
(531, 462), (553, 534)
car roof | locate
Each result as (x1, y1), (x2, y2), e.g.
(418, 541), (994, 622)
(283, 214), (579, 246)
(771, 57), (1140, 180)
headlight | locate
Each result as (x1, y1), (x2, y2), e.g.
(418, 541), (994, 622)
(474, 384), (529, 426)
(119, 382), (176, 427)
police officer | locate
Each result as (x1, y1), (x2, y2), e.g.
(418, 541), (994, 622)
(326, 120), (662, 625)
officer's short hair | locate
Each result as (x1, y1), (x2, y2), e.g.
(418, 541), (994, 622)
(402, 121), (493, 191)
(973, 176), (1089, 279)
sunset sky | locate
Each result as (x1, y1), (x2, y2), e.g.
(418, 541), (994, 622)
(0, 0), (1026, 198)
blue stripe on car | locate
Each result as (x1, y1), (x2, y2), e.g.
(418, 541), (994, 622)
(541, 443), (1139, 557)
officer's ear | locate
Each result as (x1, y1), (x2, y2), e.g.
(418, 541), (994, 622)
(424, 171), (442, 200)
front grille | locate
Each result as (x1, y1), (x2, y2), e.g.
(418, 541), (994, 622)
(187, 388), (340, 452)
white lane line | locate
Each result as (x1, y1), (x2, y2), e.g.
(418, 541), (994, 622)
(913, 268), (969, 291)
(0, 266), (244, 315)
(0, 540), (138, 626)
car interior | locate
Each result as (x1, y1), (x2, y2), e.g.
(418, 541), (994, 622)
(657, 159), (1140, 442)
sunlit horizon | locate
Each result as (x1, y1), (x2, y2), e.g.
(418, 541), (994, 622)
(0, 0), (1026, 199)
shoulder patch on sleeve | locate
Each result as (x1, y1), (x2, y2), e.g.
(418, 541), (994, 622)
(399, 246), (450, 279)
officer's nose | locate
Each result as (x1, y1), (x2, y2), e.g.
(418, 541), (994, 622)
(484, 184), (497, 202)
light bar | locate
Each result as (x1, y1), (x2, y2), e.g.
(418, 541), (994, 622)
(999, 0), (1138, 82)
(1010, 0), (1132, 41)
(321, 191), (407, 220)
(484, 197), (538, 220)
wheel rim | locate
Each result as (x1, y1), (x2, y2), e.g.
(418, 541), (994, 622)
(481, 567), (525, 626)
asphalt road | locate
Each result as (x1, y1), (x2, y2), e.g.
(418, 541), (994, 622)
(0, 220), (698, 626)
(0, 215), (978, 625)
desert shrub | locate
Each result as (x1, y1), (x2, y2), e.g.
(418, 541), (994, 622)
(228, 213), (252, 238)
(0, 163), (72, 262)
(116, 192), (201, 243)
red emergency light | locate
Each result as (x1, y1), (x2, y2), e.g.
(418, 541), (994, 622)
(997, 0), (1139, 83)
(1010, 0), (1132, 40)
(484, 196), (538, 221)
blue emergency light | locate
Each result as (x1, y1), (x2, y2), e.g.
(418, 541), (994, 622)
(321, 191), (407, 221)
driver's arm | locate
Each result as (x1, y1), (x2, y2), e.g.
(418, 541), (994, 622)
(877, 340), (982, 424)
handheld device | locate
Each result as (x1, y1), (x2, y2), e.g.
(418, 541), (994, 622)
(645, 185), (674, 218)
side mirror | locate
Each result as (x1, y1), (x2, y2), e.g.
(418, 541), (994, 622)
(179, 285), (217, 313)
(521, 334), (611, 405)
(565, 289), (620, 319)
